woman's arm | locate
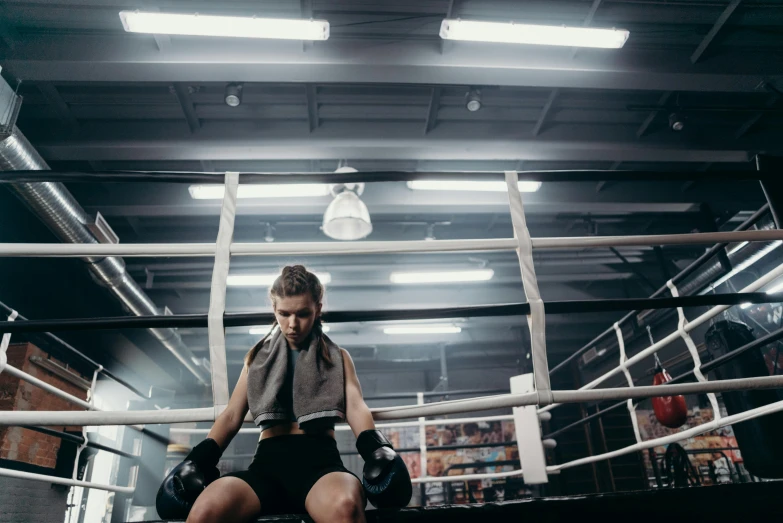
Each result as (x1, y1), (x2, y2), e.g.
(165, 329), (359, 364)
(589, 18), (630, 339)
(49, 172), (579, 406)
(342, 348), (376, 437)
(207, 365), (250, 450)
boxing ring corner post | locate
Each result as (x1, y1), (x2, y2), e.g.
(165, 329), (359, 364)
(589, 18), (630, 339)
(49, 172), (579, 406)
(510, 374), (548, 484)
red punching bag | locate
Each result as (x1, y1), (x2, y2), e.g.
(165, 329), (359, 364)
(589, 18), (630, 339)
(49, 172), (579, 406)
(651, 354), (688, 429)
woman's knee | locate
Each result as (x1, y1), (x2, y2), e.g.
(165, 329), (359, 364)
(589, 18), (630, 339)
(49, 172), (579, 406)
(186, 478), (260, 523)
(187, 499), (223, 523)
(328, 488), (364, 521)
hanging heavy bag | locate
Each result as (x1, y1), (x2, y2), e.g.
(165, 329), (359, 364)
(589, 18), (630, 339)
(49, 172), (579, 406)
(652, 354), (688, 429)
(704, 320), (783, 478)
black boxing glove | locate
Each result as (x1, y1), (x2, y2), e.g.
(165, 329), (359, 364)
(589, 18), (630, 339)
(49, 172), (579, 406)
(356, 430), (412, 509)
(156, 438), (222, 520)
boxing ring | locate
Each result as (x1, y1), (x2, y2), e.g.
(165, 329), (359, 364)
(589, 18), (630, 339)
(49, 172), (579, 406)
(3, 160), (783, 521)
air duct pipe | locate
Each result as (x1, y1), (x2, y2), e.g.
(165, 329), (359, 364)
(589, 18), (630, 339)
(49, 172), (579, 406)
(0, 127), (209, 385)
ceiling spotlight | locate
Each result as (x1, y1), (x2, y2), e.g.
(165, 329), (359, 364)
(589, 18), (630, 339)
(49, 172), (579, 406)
(225, 83), (243, 107)
(668, 112), (685, 132)
(322, 167), (373, 241)
(466, 88), (482, 112)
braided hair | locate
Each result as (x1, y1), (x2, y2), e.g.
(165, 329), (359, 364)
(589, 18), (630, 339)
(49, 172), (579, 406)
(244, 265), (331, 366)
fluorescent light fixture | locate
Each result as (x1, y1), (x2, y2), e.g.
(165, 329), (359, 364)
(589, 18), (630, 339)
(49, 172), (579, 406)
(407, 180), (542, 193)
(250, 325), (330, 335)
(390, 269), (494, 284)
(189, 184), (330, 200)
(439, 19), (629, 49)
(228, 272), (332, 287)
(384, 325), (462, 335)
(119, 11), (329, 40)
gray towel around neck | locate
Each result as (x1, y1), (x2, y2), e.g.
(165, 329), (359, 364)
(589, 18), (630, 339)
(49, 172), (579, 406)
(247, 326), (345, 429)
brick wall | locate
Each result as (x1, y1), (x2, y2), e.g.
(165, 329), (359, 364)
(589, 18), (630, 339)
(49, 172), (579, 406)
(0, 342), (88, 467)
(0, 475), (70, 523)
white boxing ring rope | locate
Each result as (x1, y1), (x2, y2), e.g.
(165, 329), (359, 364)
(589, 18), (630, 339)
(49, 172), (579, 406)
(613, 322), (643, 444)
(170, 414), (518, 435)
(4, 171), (783, 494)
(666, 279), (722, 420)
(0, 467), (135, 494)
(540, 258), (783, 414)
(3, 375), (783, 427)
(548, 396), (783, 473)
(0, 314), (139, 494)
(3, 229), (783, 257)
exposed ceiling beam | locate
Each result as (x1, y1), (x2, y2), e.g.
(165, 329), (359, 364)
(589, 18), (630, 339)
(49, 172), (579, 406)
(690, 0), (743, 64)
(440, 0), (456, 55)
(596, 162), (621, 193)
(152, 33), (171, 52)
(28, 121), (752, 164)
(571, 0), (604, 59)
(532, 89), (559, 136)
(4, 36), (781, 93)
(37, 82), (79, 131)
(143, 7), (171, 51)
(171, 83), (200, 133)
(608, 247), (656, 292)
(424, 87), (442, 134)
(735, 94), (779, 139)
(300, 0), (313, 52)
(306, 84), (319, 133)
(0, 18), (19, 49)
(636, 91), (673, 138)
(87, 160), (105, 172)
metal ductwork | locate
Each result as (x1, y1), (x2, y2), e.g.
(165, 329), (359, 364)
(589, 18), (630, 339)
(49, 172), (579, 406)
(0, 126), (209, 385)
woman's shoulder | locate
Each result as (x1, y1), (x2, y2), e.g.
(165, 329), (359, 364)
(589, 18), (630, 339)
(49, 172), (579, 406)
(338, 347), (355, 367)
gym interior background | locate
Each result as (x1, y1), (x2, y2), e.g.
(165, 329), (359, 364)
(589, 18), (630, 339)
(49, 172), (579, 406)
(0, 1), (783, 522)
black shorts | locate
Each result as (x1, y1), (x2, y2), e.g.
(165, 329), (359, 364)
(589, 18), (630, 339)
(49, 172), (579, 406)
(224, 433), (358, 515)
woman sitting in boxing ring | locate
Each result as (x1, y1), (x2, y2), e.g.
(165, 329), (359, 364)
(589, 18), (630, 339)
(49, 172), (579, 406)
(156, 265), (412, 523)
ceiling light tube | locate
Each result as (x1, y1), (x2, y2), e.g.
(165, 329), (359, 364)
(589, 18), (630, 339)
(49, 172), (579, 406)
(440, 19), (629, 49)
(228, 272), (332, 287)
(189, 184), (330, 199)
(120, 11), (330, 40)
(384, 325), (462, 335)
(407, 180), (542, 192)
(390, 269), (494, 284)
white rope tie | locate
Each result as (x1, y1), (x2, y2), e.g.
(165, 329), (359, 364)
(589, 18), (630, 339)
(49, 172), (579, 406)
(613, 322), (642, 443)
(207, 171), (239, 418)
(666, 280), (721, 419)
(505, 171), (552, 405)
